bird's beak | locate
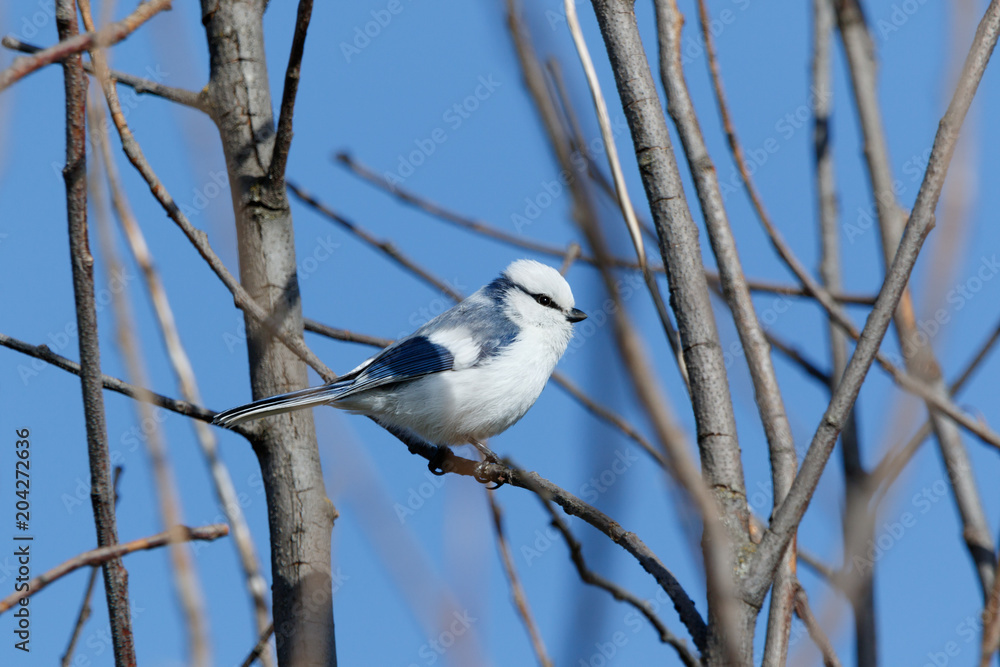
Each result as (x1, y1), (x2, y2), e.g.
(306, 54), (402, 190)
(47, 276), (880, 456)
(567, 308), (587, 323)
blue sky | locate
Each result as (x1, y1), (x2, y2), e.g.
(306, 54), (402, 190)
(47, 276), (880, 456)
(2, 0), (999, 665)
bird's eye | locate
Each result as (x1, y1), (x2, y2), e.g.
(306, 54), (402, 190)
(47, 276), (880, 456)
(535, 294), (552, 307)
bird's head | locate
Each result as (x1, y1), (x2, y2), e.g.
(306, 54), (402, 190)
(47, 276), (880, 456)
(494, 259), (587, 331)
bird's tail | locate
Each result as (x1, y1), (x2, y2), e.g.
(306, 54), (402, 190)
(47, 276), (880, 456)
(213, 382), (350, 429)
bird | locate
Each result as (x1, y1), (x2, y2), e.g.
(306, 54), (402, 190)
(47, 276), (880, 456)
(213, 259), (587, 465)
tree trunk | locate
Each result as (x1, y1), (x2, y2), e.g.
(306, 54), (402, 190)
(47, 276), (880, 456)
(200, 2), (337, 664)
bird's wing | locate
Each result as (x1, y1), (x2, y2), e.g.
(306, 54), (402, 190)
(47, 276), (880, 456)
(331, 335), (455, 400)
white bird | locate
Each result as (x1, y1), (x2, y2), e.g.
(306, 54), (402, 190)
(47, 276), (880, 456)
(213, 259), (586, 463)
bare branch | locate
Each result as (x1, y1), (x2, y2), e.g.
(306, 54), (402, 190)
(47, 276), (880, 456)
(540, 498), (700, 666)
(0, 332), (253, 438)
(833, 0), (996, 598)
(0, 0), (171, 91)
(747, 0), (1000, 604)
(56, 2), (135, 663)
(287, 181), (463, 300)
(487, 493), (553, 667)
(61, 467), (123, 667)
(240, 624), (276, 667)
(1, 36), (207, 110)
(0, 524), (229, 614)
(268, 0), (314, 183)
(794, 585), (843, 667)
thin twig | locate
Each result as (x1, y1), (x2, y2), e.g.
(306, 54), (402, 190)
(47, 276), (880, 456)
(1, 36), (207, 110)
(811, 1), (875, 663)
(61, 467), (123, 667)
(87, 77), (210, 664)
(240, 624), (276, 667)
(385, 423), (708, 652)
(56, 2), (136, 663)
(834, 0), (995, 600)
(0, 0), (171, 91)
(563, 0), (645, 271)
(0, 524), (229, 614)
(287, 181), (463, 301)
(794, 585), (844, 667)
(92, 77), (272, 661)
(487, 493), (553, 667)
(540, 498), (700, 667)
(0, 333), (253, 438)
(747, 0), (1000, 605)
(268, 0), (314, 183)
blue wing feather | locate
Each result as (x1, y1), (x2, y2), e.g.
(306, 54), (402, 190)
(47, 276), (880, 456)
(332, 335), (454, 399)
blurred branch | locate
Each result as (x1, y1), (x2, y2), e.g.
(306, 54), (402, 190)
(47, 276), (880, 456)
(540, 498), (700, 667)
(268, 0), (314, 184)
(386, 423), (708, 653)
(747, 0), (1000, 606)
(56, 2), (135, 664)
(0, 524), (229, 614)
(1, 36), (208, 111)
(0, 332), (254, 439)
(833, 0), (996, 599)
(794, 585), (843, 667)
(92, 81), (272, 659)
(240, 624), (275, 667)
(584, 0), (750, 659)
(811, 0), (874, 663)
(658, 2), (799, 661)
(0, 0), (170, 91)
(61, 466), (123, 667)
(87, 76), (210, 664)
(487, 493), (553, 667)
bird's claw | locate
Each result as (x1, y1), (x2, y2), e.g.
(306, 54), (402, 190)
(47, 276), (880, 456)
(475, 461), (505, 489)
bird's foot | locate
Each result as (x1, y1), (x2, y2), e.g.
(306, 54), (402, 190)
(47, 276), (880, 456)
(470, 440), (506, 488)
(427, 446), (451, 476)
